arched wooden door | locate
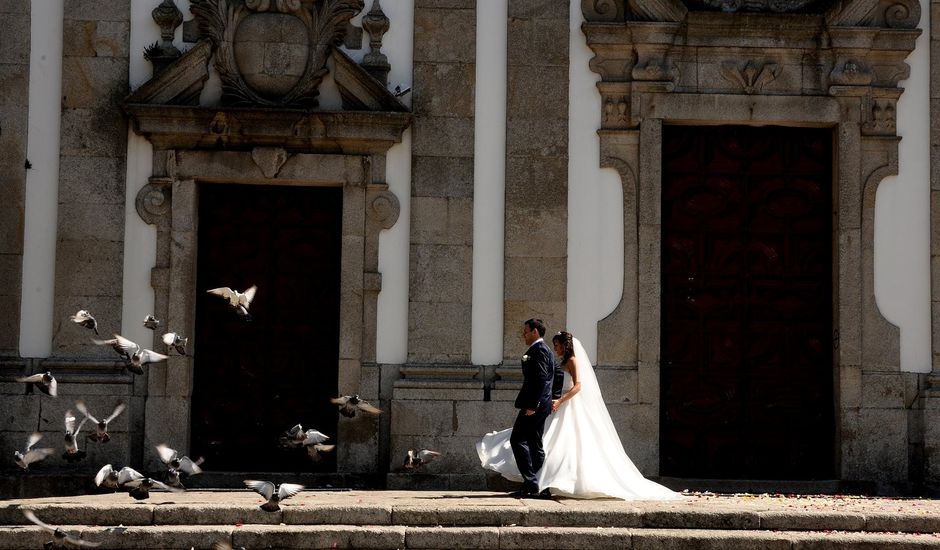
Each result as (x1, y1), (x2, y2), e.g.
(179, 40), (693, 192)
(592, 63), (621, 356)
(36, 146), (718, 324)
(660, 125), (835, 479)
(191, 183), (342, 472)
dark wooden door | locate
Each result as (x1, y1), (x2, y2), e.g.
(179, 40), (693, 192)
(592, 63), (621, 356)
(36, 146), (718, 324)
(660, 125), (834, 479)
(192, 183), (342, 472)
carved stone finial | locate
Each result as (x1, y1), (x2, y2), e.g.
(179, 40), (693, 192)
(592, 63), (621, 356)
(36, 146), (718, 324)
(360, 0), (391, 86)
(146, 0), (184, 75)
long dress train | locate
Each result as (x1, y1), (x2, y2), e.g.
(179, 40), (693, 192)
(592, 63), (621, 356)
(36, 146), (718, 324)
(476, 338), (679, 500)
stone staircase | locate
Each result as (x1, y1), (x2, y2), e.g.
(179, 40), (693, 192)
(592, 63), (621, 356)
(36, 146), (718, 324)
(1, 490), (940, 549)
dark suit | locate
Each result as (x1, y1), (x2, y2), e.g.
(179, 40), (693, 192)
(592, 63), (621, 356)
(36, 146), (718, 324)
(510, 339), (557, 492)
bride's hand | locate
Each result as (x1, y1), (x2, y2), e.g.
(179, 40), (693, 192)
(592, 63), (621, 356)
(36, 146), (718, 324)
(551, 399), (560, 412)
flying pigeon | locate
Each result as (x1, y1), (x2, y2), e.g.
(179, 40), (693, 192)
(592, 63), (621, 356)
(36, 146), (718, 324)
(94, 464), (144, 490)
(23, 510), (100, 548)
(165, 468), (186, 489)
(207, 285), (257, 320)
(75, 400), (125, 443)
(243, 479), (304, 512)
(305, 443), (336, 463)
(92, 334), (169, 375)
(404, 449), (442, 469)
(13, 433), (54, 470)
(156, 444), (204, 475)
(330, 394), (382, 418)
(62, 410), (88, 463)
(143, 315), (161, 330)
(123, 476), (183, 500)
(15, 371), (57, 397)
(70, 310), (98, 335)
(279, 424), (329, 448)
(161, 332), (188, 355)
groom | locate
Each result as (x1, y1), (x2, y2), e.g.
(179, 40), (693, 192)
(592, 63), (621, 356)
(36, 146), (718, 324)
(510, 318), (557, 498)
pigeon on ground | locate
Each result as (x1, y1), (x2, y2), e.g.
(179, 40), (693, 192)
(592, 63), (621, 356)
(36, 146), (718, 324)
(94, 464), (144, 490)
(143, 315), (161, 330)
(330, 394), (382, 418)
(123, 476), (183, 500)
(15, 371), (57, 397)
(305, 443), (336, 463)
(404, 449), (442, 469)
(156, 444), (204, 475)
(62, 410), (88, 463)
(92, 334), (169, 375)
(161, 332), (188, 355)
(75, 401), (125, 443)
(23, 510), (100, 548)
(165, 468), (186, 489)
(243, 480), (304, 512)
(70, 310), (98, 335)
(207, 285), (257, 320)
(13, 433), (55, 470)
(279, 424), (329, 448)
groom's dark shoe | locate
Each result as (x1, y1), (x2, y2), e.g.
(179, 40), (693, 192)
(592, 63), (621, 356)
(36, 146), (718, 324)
(535, 489), (552, 500)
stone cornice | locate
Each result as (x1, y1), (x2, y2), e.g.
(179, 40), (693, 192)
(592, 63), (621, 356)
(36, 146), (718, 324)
(124, 104), (412, 154)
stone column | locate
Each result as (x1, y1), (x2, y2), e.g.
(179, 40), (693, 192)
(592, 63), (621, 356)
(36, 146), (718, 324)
(407, 0), (476, 363)
(0, 0), (29, 355)
(502, 0), (569, 356)
(50, 0), (130, 358)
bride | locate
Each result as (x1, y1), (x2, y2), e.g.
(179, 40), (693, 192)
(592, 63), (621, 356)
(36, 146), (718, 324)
(477, 331), (680, 500)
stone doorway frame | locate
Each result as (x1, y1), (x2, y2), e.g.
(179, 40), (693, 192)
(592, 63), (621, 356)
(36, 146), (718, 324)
(128, 108), (409, 473)
(582, 0), (920, 483)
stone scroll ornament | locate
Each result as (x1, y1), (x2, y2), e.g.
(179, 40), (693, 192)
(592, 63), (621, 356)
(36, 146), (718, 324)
(190, 0), (364, 108)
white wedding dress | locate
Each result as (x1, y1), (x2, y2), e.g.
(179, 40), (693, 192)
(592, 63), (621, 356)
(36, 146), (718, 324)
(476, 338), (679, 500)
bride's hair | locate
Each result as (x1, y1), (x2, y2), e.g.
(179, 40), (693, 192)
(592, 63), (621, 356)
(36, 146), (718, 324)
(552, 331), (575, 364)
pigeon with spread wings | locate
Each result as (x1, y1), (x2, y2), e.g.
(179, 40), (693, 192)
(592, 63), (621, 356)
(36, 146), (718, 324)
(207, 285), (257, 320)
(94, 464), (144, 490)
(161, 332), (188, 355)
(24, 510), (100, 548)
(156, 443), (204, 476)
(243, 479), (304, 512)
(76, 400), (125, 443)
(93, 334), (169, 375)
(330, 395), (382, 418)
(13, 433), (54, 470)
(70, 309), (98, 335)
(15, 371), (57, 397)
(62, 410), (88, 463)
(404, 449), (442, 469)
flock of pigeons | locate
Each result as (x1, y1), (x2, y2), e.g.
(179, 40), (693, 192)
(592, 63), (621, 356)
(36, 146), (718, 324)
(12, 284), (442, 548)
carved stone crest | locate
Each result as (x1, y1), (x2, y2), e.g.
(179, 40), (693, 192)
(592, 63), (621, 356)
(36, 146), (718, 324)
(719, 61), (779, 94)
(190, 0), (364, 108)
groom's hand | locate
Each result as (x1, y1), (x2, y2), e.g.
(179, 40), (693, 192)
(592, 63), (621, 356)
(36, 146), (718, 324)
(524, 409), (536, 416)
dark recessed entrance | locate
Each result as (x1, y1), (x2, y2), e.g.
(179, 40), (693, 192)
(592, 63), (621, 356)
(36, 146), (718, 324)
(192, 183), (342, 472)
(660, 125), (834, 479)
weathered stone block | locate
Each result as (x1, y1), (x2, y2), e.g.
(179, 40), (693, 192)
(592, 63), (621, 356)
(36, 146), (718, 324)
(412, 117), (475, 158)
(454, 400), (516, 436)
(154, 505), (279, 526)
(502, 301), (565, 360)
(390, 400), (456, 436)
(840, 365), (862, 409)
(844, 408), (908, 482)
(412, 155), (473, 198)
(507, 18), (568, 67)
(0, 62), (29, 105)
(54, 240), (125, 297)
(505, 155), (568, 211)
(0, 105), (27, 168)
(143, 396), (191, 471)
(408, 301), (472, 362)
(0, 0), (29, 14)
(63, 19), (129, 58)
(64, 0), (129, 22)
(504, 256), (566, 301)
(506, 117), (568, 157)
(508, 0), (569, 21)
(607, 402), (658, 475)
(861, 371), (905, 409)
(59, 108), (128, 158)
(61, 56), (127, 110)
(52, 295), (124, 357)
(413, 62), (475, 118)
(234, 525), (406, 549)
(414, 0), (474, 8)
(58, 156), (124, 204)
(409, 244), (473, 303)
(414, 8), (475, 64)
(91, 526), (233, 549)
(500, 526), (633, 550)
(284, 503), (392, 525)
(595, 365), (638, 404)
(0, 394), (40, 432)
(405, 526), (500, 549)
(503, 207), (567, 258)
(0, 13), (28, 64)
(393, 386), (481, 401)
(410, 197), (473, 246)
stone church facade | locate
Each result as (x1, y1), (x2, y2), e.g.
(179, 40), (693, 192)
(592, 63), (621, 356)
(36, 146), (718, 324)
(3, 0), (940, 496)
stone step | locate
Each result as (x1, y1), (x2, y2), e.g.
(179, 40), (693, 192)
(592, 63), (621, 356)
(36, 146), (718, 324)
(2, 524), (940, 550)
